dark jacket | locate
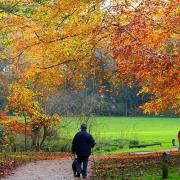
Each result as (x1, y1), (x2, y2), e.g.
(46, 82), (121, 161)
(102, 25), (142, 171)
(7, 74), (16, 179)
(72, 130), (95, 157)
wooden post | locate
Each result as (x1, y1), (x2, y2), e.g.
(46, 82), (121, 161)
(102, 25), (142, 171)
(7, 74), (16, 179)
(172, 139), (175, 146)
(162, 152), (169, 179)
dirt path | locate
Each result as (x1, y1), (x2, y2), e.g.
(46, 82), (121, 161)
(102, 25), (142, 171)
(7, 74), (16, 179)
(1, 149), (178, 180)
(1, 159), (93, 180)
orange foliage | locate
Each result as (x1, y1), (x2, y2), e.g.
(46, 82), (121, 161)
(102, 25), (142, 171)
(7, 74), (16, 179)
(0, 113), (33, 137)
(105, 0), (180, 114)
(0, 0), (179, 116)
(3, 118), (33, 137)
(0, 112), (6, 122)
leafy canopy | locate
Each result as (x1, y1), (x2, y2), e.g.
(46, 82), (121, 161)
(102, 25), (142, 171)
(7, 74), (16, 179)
(0, 0), (179, 116)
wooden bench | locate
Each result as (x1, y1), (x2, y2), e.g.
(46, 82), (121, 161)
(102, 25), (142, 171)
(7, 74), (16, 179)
(129, 142), (162, 148)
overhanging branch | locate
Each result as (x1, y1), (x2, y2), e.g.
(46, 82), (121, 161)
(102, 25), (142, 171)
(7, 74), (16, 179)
(37, 59), (73, 69)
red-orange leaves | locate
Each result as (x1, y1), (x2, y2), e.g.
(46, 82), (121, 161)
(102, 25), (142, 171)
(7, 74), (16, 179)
(107, 0), (180, 114)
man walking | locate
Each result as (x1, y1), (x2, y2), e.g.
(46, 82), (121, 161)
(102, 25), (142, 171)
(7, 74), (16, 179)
(72, 123), (95, 178)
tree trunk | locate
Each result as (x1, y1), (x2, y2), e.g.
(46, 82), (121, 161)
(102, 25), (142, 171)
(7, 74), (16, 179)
(24, 114), (27, 151)
(125, 102), (128, 116)
(40, 126), (48, 149)
(31, 124), (40, 151)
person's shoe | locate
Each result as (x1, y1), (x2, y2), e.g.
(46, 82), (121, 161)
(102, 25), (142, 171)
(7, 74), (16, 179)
(76, 173), (80, 177)
(82, 176), (87, 178)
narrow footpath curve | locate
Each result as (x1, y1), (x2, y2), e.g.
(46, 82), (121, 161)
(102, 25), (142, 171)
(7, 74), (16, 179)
(1, 159), (93, 180)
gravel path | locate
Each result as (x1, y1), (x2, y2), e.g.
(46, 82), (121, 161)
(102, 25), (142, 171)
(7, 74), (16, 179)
(1, 149), (177, 180)
(1, 159), (93, 180)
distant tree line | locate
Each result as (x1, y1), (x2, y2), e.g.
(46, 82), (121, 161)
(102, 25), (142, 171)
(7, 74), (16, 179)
(0, 57), (177, 117)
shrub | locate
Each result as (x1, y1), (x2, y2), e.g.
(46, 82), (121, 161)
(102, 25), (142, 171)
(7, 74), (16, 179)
(58, 143), (71, 152)
(117, 141), (125, 149)
(129, 140), (139, 146)
(103, 146), (118, 152)
(95, 143), (104, 151)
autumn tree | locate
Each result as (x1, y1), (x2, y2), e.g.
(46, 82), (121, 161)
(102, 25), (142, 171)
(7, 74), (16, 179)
(0, 0), (179, 125)
(103, 0), (180, 114)
(0, 0), (108, 115)
(6, 82), (60, 150)
(0, 1), (111, 152)
(7, 83), (42, 150)
(0, 0), (107, 92)
(0, 112), (33, 151)
(31, 113), (60, 150)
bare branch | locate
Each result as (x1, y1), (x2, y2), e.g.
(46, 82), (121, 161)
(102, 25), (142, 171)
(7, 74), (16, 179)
(37, 59), (73, 69)
(58, 9), (77, 28)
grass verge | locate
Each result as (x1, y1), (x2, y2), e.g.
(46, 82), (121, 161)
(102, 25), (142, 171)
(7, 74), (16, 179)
(92, 151), (180, 180)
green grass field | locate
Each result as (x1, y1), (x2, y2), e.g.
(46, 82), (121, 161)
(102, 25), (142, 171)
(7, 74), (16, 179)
(58, 116), (180, 153)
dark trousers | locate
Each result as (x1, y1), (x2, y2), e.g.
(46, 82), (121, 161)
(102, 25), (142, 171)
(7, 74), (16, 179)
(77, 156), (88, 177)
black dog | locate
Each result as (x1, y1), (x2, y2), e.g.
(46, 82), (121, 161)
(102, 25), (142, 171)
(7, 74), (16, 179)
(72, 158), (78, 177)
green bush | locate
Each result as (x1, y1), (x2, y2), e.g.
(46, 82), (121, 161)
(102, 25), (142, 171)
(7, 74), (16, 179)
(129, 139), (139, 146)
